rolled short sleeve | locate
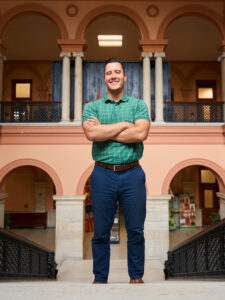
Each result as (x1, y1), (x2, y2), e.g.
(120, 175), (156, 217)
(134, 100), (150, 123)
(82, 102), (97, 123)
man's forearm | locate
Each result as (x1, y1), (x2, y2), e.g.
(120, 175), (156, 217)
(112, 120), (150, 143)
(83, 121), (134, 141)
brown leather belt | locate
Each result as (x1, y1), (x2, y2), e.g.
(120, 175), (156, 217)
(95, 161), (139, 172)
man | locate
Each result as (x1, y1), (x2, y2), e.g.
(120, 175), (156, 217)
(82, 58), (150, 284)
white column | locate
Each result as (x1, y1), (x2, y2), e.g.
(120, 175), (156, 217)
(216, 192), (225, 219)
(60, 52), (71, 122)
(73, 52), (84, 125)
(218, 53), (225, 122)
(145, 195), (170, 261)
(53, 195), (85, 265)
(144, 195), (171, 280)
(142, 52), (152, 118)
(0, 193), (8, 228)
(154, 52), (165, 123)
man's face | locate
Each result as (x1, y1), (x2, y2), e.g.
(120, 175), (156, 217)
(104, 62), (127, 93)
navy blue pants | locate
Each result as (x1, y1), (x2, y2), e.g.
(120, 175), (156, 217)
(90, 164), (146, 283)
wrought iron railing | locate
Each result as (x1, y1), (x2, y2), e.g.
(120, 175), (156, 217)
(0, 228), (57, 279)
(0, 101), (62, 123)
(164, 101), (224, 123)
(164, 218), (225, 279)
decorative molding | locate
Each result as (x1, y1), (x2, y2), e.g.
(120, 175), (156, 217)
(66, 4), (78, 17)
(217, 192), (225, 201)
(157, 5), (225, 41)
(57, 39), (86, 52)
(147, 5), (159, 18)
(162, 158), (225, 195)
(147, 195), (171, 202)
(53, 195), (85, 201)
(0, 3), (68, 39)
(75, 4), (150, 41)
(0, 124), (224, 145)
(139, 40), (168, 52)
(0, 193), (8, 200)
(76, 164), (94, 196)
(0, 159), (63, 196)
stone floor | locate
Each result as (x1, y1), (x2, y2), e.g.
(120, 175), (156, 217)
(1, 280), (225, 300)
(9, 225), (206, 259)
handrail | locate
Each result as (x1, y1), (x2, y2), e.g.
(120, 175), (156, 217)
(0, 228), (57, 279)
(0, 101), (62, 123)
(164, 218), (225, 279)
(164, 101), (224, 122)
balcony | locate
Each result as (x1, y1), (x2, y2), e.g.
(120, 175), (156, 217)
(164, 101), (224, 123)
(0, 101), (62, 123)
(0, 101), (224, 123)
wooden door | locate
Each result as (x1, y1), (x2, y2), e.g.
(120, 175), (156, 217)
(199, 168), (219, 225)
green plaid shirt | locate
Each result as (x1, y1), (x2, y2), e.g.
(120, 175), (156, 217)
(82, 93), (150, 164)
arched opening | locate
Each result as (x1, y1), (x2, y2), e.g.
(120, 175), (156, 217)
(82, 12), (143, 104)
(1, 11), (62, 122)
(1, 165), (56, 250)
(163, 12), (223, 122)
(168, 165), (221, 250)
(84, 13), (141, 61)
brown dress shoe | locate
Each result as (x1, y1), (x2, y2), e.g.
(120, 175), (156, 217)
(130, 278), (144, 284)
(92, 280), (108, 284)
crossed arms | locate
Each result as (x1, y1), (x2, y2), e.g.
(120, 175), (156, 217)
(82, 116), (150, 143)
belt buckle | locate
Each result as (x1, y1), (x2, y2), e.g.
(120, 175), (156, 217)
(113, 164), (120, 172)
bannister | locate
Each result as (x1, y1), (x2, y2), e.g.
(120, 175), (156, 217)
(0, 228), (57, 279)
(0, 101), (62, 123)
(164, 101), (224, 123)
(164, 218), (225, 279)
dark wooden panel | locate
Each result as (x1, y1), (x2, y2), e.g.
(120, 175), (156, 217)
(6, 212), (47, 228)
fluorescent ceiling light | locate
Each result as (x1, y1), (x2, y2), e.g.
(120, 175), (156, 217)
(98, 35), (123, 47)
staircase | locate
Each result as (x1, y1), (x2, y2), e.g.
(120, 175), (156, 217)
(1, 259), (225, 300)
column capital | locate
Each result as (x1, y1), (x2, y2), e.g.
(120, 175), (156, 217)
(0, 193), (8, 201)
(147, 195), (171, 203)
(60, 52), (71, 58)
(53, 195), (86, 202)
(218, 52), (225, 62)
(216, 192), (225, 201)
(141, 52), (153, 58)
(154, 52), (166, 58)
(0, 54), (6, 61)
(72, 52), (84, 58)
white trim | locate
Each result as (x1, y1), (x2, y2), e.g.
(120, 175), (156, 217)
(217, 192), (225, 201)
(147, 195), (171, 201)
(0, 193), (8, 200)
(53, 195), (86, 201)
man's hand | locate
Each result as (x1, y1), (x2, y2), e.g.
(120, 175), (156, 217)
(111, 119), (150, 143)
(86, 116), (101, 126)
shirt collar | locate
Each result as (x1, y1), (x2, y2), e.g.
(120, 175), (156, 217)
(103, 93), (129, 103)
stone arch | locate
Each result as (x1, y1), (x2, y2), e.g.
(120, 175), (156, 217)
(157, 5), (225, 41)
(162, 158), (225, 195)
(0, 159), (63, 195)
(75, 4), (150, 41)
(76, 164), (94, 196)
(0, 3), (68, 40)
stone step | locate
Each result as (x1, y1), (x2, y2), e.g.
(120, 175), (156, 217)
(1, 260), (225, 300)
(57, 259), (165, 282)
(1, 280), (225, 300)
